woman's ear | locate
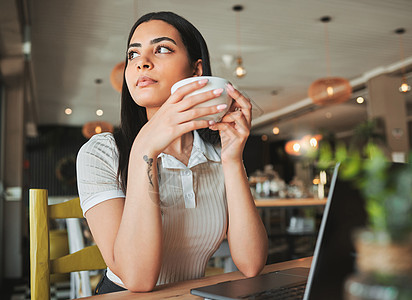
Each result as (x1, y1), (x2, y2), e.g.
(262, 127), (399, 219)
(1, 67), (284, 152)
(193, 59), (203, 77)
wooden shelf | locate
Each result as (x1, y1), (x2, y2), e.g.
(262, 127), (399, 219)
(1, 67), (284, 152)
(255, 198), (327, 208)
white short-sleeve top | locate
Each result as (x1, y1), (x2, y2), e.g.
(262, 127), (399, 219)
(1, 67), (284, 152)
(76, 131), (228, 286)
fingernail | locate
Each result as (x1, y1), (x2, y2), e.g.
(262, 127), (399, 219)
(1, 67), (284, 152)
(209, 120), (216, 125)
(213, 88), (224, 96)
(217, 104), (227, 111)
(198, 79), (208, 85)
(226, 83), (235, 92)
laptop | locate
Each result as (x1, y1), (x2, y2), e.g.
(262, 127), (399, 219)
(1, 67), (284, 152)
(191, 163), (368, 299)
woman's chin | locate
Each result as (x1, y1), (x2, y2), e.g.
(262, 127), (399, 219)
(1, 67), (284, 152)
(133, 91), (167, 107)
(133, 98), (166, 109)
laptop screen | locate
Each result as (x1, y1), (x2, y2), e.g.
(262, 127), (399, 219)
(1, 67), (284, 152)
(304, 163), (367, 299)
(191, 162), (399, 300)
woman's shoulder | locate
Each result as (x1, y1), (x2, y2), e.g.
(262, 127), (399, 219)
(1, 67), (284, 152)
(78, 132), (118, 159)
(81, 132), (116, 148)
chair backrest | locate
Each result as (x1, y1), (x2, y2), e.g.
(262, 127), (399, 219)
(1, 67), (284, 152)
(29, 188), (106, 300)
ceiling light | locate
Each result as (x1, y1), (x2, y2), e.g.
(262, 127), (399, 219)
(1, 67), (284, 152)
(64, 108), (72, 115)
(222, 54), (235, 68)
(302, 134), (322, 150)
(308, 16), (352, 105)
(293, 143), (301, 152)
(399, 81), (411, 93)
(233, 5), (246, 78)
(356, 97), (365, 104)
(96, 109), (104, 116)
(235, 57), (247, 78)
(261, 134), (268, 141)
(395, 28), (411, 93)
(309, 137), (318, 148)
(272, 127), (280, 135)
(285, 140), (302, 156)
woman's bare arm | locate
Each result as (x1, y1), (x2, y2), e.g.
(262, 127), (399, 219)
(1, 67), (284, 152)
(223, 160), (268, 277)
(85, 146), (162, 292)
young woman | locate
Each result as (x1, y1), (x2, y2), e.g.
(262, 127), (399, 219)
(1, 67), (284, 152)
(77, 11), (268, 294)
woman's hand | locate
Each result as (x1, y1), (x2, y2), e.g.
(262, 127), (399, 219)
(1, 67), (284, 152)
(209, 84), (252, 163)
(135, 79), (228, 156)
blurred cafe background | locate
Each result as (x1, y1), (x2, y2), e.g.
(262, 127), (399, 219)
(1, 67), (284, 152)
(1, 0), (411, 298)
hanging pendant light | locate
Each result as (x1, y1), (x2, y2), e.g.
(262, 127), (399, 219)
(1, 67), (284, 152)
(235, 57), (247, 78)
(233, 5), (246, 78)
(82, 79), (114, 139)
(82, 121), (114, 139)
(308, 16), (352, 105)
(395, 28), (411, 93)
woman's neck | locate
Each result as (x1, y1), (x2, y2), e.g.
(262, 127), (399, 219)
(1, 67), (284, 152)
(163, 132), (194, 166)
(146, 107), (194, 165)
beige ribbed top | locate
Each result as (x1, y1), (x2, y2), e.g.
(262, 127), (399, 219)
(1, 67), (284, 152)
(76, 131), (228, 286)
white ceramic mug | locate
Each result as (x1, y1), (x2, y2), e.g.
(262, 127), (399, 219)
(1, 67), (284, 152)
(171, 76), (232, 122)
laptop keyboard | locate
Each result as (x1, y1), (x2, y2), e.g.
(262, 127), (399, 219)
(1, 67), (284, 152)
(240, 282), (306, 300)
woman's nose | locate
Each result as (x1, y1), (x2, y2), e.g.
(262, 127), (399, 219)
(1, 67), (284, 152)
(137, 57), (153, 70)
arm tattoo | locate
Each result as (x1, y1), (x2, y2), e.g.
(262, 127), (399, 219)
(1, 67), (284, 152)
(143, 155), (154, 188)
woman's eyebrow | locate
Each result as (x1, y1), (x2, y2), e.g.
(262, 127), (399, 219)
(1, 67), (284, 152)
(150, 37), (177, 45)
(128, 37), (177, 49)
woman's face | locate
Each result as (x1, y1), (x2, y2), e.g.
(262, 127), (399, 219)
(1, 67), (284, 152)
(125, 20), (202, 110)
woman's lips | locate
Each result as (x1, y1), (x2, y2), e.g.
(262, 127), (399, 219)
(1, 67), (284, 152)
(137, 76), (157, 87)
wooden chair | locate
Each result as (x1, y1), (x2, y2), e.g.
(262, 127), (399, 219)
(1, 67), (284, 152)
(29, 189), (107, 300)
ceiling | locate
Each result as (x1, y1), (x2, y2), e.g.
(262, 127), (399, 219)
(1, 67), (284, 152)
(6, 0), (412, 141)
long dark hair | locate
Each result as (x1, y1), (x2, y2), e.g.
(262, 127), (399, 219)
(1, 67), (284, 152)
(114, 11), (220, 193)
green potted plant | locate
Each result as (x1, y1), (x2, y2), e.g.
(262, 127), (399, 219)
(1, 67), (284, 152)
(317, 125), (412, 299)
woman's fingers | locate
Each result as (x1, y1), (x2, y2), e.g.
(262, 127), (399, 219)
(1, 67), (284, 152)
(209, 122), (237, 136)
(178, 119), (212, 133)
(221, 111), (250, 134)
(167, 78), (209, 104)
(226, 84), (252, 125)
(176, 88), (225, 112)
(209, 111), (250, 143)
(226, 84), (251, 109)
(176, 103), (227, 124)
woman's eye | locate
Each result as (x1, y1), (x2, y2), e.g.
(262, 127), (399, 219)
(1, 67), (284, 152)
(128, 51), (139, 60)
(156, 46), (172, 54)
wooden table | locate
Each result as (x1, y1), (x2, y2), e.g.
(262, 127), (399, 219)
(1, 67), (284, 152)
(255, 197), (327, 208)
(79, 257), (312, 299)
